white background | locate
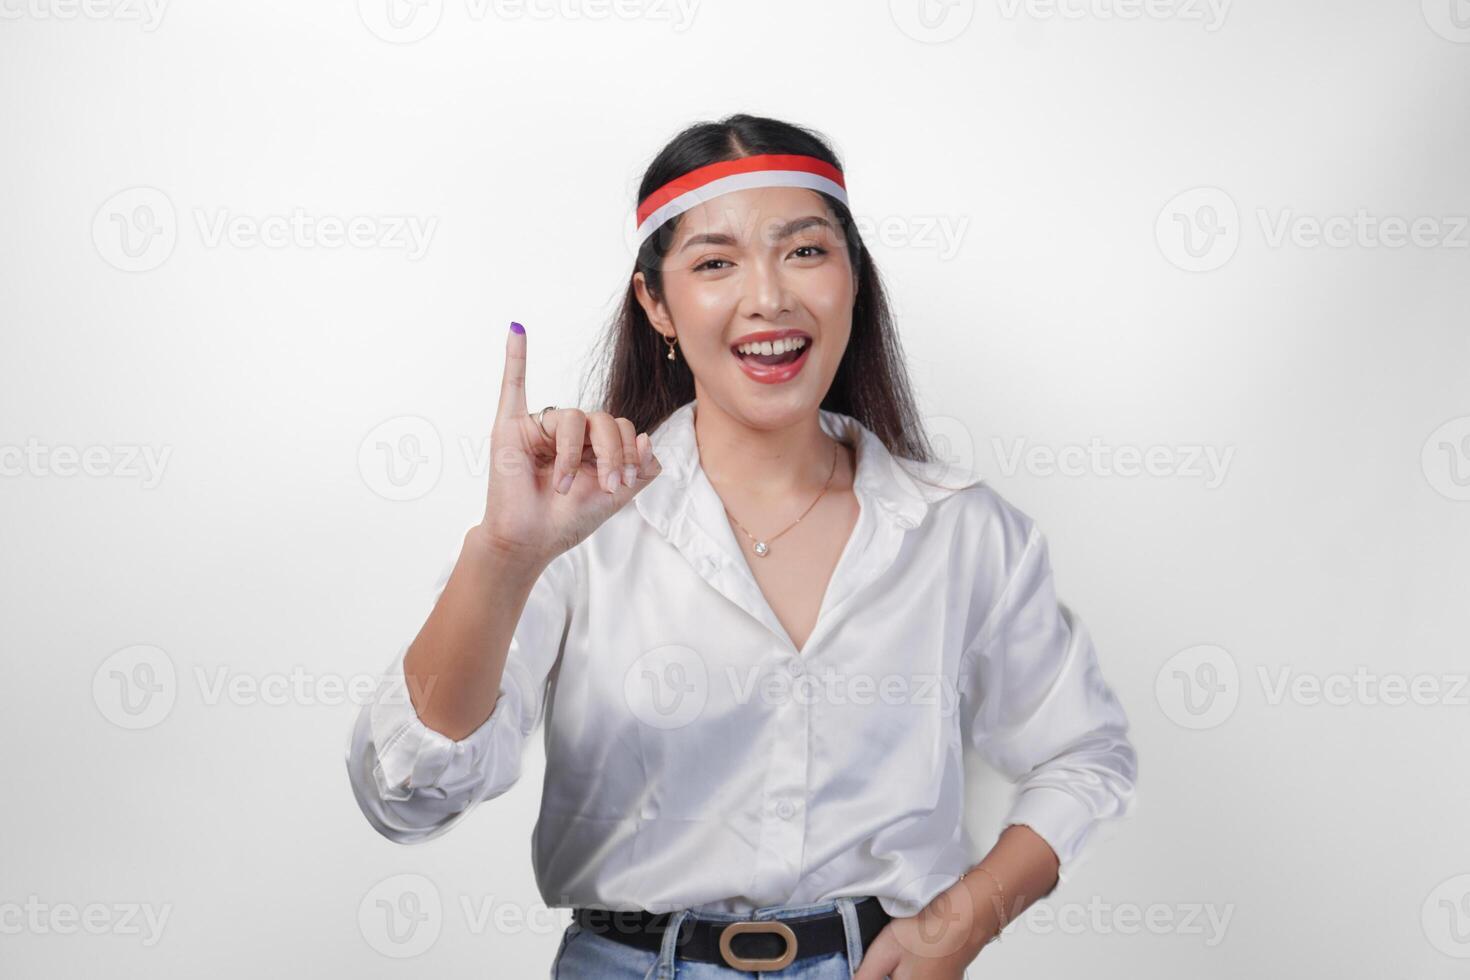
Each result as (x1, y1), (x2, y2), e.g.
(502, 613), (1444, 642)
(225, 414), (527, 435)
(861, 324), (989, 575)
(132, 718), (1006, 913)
(2, 0), (1468, 977)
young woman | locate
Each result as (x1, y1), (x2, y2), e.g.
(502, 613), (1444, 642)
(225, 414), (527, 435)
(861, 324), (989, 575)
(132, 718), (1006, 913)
(346, 113), (1138, 979)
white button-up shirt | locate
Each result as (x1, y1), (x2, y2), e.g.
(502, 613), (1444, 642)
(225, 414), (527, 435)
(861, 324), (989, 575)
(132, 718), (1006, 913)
(345, 398), (1138, 919)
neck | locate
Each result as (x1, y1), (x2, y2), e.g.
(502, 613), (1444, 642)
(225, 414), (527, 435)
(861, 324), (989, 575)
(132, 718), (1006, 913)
(691, 397), (845, 500)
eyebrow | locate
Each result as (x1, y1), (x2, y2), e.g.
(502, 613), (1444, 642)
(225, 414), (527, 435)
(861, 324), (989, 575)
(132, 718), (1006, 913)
(676, 215), (833, 255)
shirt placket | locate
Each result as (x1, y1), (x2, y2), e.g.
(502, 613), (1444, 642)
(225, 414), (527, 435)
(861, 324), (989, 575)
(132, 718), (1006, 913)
(666, 469), (915, 903)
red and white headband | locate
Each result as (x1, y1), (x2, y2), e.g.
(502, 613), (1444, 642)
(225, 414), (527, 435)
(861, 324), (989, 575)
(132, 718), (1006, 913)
(634, 153), (848, 248)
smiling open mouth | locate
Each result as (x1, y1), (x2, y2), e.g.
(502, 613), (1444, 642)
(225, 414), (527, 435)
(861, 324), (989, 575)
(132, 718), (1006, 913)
(731, 335), (809, 366)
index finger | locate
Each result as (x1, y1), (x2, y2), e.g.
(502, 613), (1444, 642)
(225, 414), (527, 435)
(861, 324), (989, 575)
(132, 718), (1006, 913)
(497, 320), (529, 420)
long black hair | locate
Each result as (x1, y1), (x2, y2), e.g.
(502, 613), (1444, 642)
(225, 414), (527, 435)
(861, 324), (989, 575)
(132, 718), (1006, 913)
(579, 112), (942, 468)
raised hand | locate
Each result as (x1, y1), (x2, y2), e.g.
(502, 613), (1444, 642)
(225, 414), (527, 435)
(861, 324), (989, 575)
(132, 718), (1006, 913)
(474, 321), (662, 568)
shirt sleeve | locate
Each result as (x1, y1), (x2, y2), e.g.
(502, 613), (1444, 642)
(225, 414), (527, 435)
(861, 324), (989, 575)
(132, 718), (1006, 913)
(958, 523), (1138, 887)
(344, 541), (577, 844)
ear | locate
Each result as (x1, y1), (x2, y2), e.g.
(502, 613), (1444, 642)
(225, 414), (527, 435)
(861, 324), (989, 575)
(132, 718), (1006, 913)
(633, 270), (675, 339)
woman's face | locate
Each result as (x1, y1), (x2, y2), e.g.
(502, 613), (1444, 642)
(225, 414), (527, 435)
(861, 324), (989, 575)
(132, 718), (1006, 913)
(634, 186), (857, 429)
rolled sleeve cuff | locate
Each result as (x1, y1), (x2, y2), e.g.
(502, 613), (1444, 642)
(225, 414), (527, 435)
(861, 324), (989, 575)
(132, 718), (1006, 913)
(370, 665), (452, 800)
(1002, 785), (1102, 886)
(367, 654), (507, 801)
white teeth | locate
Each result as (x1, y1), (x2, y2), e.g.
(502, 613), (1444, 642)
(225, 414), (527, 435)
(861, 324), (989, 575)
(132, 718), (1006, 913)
(736, 336), (807, 356)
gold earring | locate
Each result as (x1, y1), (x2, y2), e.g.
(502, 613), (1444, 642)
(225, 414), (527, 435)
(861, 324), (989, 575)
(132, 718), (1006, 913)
(664, 333), (678, 361)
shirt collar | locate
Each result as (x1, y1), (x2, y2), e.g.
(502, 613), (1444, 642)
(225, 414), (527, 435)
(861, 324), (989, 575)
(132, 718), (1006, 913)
(634, 398), (982, 539)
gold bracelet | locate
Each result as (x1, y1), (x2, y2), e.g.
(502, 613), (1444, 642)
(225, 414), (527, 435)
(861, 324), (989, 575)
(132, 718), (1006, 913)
(959, 866), (1008, 944)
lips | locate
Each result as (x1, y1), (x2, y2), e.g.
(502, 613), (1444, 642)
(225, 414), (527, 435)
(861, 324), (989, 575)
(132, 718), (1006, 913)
(731, 333), (812, 385)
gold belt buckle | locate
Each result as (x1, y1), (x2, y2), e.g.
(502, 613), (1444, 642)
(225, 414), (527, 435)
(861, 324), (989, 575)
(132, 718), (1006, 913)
(718, 919), (798, 971)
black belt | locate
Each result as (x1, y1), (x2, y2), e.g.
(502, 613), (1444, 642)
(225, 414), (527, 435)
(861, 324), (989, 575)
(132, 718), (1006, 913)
(572, 896), (892, 971)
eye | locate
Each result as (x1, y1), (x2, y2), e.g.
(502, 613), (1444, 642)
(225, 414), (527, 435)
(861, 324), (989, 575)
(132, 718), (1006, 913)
(791, 244), (827, 259)
(693, 257), (732, 272)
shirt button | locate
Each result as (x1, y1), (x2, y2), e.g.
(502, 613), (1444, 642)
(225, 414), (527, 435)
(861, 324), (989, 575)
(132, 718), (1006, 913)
(897, 516), (917, 529)
(787, 660), (805, 678)
(776, 800), (796, 819)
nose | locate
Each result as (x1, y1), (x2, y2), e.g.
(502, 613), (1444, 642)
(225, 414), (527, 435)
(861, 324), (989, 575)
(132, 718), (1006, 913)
(737, 253), (794, 321)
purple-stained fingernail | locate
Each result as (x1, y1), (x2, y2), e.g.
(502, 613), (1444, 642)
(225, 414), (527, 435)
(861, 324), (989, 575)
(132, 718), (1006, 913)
(509, 321), (525, 334)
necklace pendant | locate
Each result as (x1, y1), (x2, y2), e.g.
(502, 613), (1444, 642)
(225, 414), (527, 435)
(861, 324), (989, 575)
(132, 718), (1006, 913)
(752, 541), (769, 557)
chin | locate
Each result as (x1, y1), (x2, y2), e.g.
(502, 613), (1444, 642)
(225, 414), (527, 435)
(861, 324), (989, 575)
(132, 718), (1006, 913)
(719, 385), (828, 431)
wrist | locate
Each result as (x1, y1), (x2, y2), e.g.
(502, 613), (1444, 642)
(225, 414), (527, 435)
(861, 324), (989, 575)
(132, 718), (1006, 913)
(958, 869), (1007, 954)
(464, 524), (551, 578)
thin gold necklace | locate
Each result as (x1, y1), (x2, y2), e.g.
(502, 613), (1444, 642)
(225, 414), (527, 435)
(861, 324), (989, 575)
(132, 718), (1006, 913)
(701, 434), (840, 558)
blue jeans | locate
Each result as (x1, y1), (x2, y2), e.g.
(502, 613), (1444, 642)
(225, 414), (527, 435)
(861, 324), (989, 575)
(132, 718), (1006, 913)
(550, 897), (877, 979)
